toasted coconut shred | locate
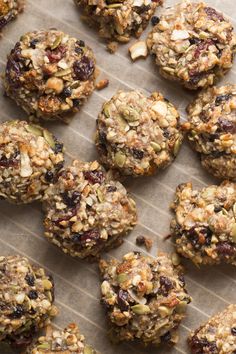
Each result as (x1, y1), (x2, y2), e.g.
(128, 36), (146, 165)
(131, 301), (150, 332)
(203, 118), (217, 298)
(171, 181), (236, 266)
(0, 120), (64, 204)
(184, 84), (236, 181)
(26, 323), (99, 353)
(95, 90), (182, 177)
(189, 305), (236, 353)
(4, 29), (96, 122)
(147, 1), (236, 89)
(42, 160), (137, 259)
(0, 0), (24, 32)
(0, 255), (57, 347)
(74, 0), (163, 43)
(99, 251), (191, 346)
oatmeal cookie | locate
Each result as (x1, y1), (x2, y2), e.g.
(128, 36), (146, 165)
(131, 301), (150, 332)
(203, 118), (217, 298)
(189, 304), (236, 353)
(0, 0), (24, 32)
(0, 120), (64, 204)
(74, 0), (162, 43)
(170, 181), (236, 266)
(147, 1), (236, 89)
(100, 251), (191, 346)
(43, 160), (137, 259)
(184, 85), (236, 180)
(95, 90), (182, 176)
(26, 323), (99, 353)
(4, 29), (96, 122)
(0, 255), (57, 347)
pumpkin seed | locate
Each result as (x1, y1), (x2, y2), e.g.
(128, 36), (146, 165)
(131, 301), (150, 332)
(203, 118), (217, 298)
(117, 273), (127, 283)
(231, 223), (236, 242)
(42, 279), (52, 290)
(173, 138), (181, 156)
(84, 346), (94, 354)
(54, 68), (72, 77)
(131, 304), (151, 315)
(150, 141), (161, 152)
(103, 103), (110, 118)
(26, 124), (43, 136)
(51, 34), (62, 50)
(43, 129), (55, 149)
(106, 3), (122, 8)
(171, 252), (181, 266)
(158, 306), (172, 317)
(120, 106), (139, 122)
(37, 343), (51, 349)
(176, 301), (187, 314)
(114, 151), (126, 167)
(97, 189), (104, 203)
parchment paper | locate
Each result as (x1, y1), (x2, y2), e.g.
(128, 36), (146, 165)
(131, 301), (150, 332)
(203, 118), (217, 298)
(0, 0), (235, 353)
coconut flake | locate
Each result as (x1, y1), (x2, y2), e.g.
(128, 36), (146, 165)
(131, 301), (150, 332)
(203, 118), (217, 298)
(171, 29), (189, 41)
(152, 101), (168, 117)
(20, 151), (33, 177)
(129, 41), (148, 61)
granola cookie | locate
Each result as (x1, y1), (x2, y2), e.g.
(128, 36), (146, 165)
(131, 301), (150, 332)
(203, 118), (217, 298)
(0, 120), (64, 204)
(4, 29), (96, 122)
(0, 0), (24, 32)
(95, 90), (182, 176)
(184, 85), (236, 180)
(74, 0), (162, 43)
(26, 323), (99, 353)
(147, 1), (236, 90)
(0, 255), (57, 347)
(170, 181), (236, 266)
(43, 160), (137, 259)
(100, 251), (191, 346)
(189, 304), (236, 353)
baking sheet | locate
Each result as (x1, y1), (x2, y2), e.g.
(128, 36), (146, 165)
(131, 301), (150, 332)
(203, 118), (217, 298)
(0, 0), (236, 353)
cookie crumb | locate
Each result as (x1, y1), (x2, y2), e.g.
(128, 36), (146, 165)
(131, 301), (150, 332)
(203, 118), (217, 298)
(107, 41), (118, 54)
(136, 235), (153, 251)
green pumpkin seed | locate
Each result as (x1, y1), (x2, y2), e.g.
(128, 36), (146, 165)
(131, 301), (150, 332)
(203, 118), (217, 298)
(51, 34), (62, 50)
(54, 68), (72, 77)
(26, 124), (43, 136)
(37, 343), (51, 349)
(97, 189), (104, 203)
(175, 301), (187, 314)
(150, 141), (161, 152)
(131, 304), (151, 315)
(158, 306), (172, 317)
(120, 106), (139, 122)
(117, 273), (127, 283)
(173, 138), (181, 156)
(84, 346), (94, 354)
(231, 223), (236, 242)
(106, 3), (122, 8)
(103, 103), (110, 118)
(43, 129), (55, 149)
(114, 151), (126, 167)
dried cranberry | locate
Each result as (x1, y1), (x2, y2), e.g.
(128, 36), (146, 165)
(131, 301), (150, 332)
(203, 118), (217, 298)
(131, 148), (144, 160)
(62, 191), (81, 208)
(117, 290), (129, 311)
(205, 7), (224, 21)
(151, 16), (160, 26)
(73, 56), (95, 81)
(215, 94), (232, 106)
(45, 171), (54, 182)
(218, 118), (236, 133)
(72, 229), (100, 247)
(28, 290), (38, 299)
(84, 170), (105, 184)
(158, 276), (173, 296)
(46, 45), (66, 63)
(10, 305), (25, 319)
(161, 331), (171, 343)
(25, 273), (35, 286)
(107, 185), (117, 192)
(194, 40), (214, 59)
(231, 327), (236, 335)
(216, 242), (235, 257)
(0, 152), (19, 168)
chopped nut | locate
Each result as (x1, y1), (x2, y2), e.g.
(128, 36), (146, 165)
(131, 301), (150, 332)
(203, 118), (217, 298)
(129, 41), (148, 61)
(96, 79), (109, 90)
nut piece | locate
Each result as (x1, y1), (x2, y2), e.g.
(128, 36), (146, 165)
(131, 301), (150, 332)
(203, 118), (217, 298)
(0, 120), (64, 204)
(95, 79), (109, 90)
(129, 41), (148, 61)
(26, 323), (99, 353)
(4, 29), (96, 122)
(43, 160), (137, 259)
(170, 181), (236, 266)
(0, 255), (57, 347)
(75, 0), (163, 42)
(147, 1), (236, 89)
(185, 84), (236, 181)
(100, 251), (191, 345)
(189, 305), (236, 353)
(95, 90), (182, 177)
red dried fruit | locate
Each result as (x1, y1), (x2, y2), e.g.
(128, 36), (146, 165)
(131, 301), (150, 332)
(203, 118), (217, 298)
(73, 56), (95, 81)
(216, 242), (235, 257)
(204, 7), (224, 22)
(46, 45), (67, 63)
(84, 170), (105, 184)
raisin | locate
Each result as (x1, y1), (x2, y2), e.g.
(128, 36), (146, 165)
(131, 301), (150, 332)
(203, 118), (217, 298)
(151, 16), (160, 26)
(178, 274), (186, 287)
(61, 87), (72, 98)
(215, 94), (232, 106)
(216, 242), (235, 257)
(73, 56), (95, 81)
(163, 129), (170, 138)
(117, 289), (129, 311)
(45, 171), (54, 182)
(62, 191), (81, 208)
(28, 290), (38, 300)
(214, 205), (222, 212)
(0, 17), (7, 30)
(158, 276), (173, 296)
(131, 148), (144, 160)
(10, 305), (25, 319)
(135, 4), (150, 14)
(54, 141), (64, 153)
(190, 335), (218, 354)
(75, 47), (83, 55)
(107, 185), (117, 192)
(218, 118), (236, 134)
(77, 40), (85, 47)
(205, 7), (224, 21)
(189, 37), (201, 45)
(84, 170), (105, 184)
(72, 229), (100, 246)
(136, 235), (146, 246)
(0, 152), (19, 167)
(200, 227), (213, 246)
(29, 39), (39, 49)
(73, 99), (81, 107)
(25, 273), (35, 286)
(161, 331), (171, 343)
(231, 327), (236, 335)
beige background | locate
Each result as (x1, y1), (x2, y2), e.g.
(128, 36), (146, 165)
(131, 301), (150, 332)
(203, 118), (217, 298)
(0, 0), (235, 353)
